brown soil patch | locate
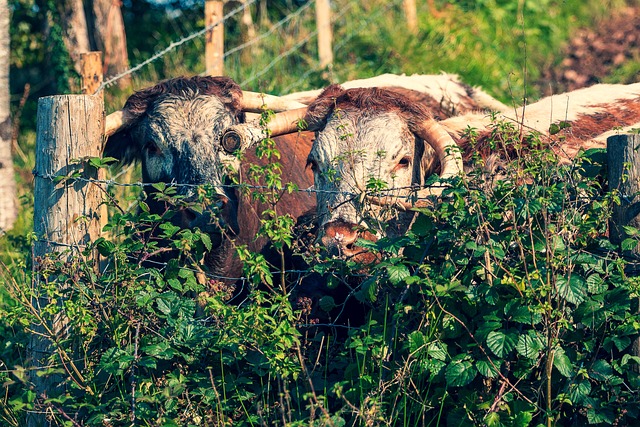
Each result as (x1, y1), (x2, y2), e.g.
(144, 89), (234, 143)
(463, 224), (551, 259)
(539, 6), (640, 95)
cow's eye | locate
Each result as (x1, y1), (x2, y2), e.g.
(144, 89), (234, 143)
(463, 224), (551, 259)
(397, 156), (411, 168)
(144, 141), (161, 155)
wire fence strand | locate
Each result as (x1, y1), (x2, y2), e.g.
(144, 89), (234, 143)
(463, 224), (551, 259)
(97, 0), (257, 93)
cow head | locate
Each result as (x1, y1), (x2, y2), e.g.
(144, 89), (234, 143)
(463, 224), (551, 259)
(104, 76), (246, 236)
(303, 85), (462, 261)
(104, 76), (309, 239)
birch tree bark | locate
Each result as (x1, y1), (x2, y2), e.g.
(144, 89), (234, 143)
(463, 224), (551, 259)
(0, 0), (18, 232)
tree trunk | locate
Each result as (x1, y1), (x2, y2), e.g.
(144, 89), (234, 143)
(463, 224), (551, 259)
(90, 0), (131, 89)
(0, 0), (18, 232)
(59, 0), (91, 76)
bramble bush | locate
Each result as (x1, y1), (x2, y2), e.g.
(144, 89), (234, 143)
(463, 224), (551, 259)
(1, 121), (640, 426)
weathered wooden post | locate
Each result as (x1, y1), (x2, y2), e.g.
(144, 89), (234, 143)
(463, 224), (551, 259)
(205, 0), (225, 76)
(403, 0), (418, 34)
(28, 94), (104, 426)
(607, 133), (640, 372)
(315, 0), (333, 69)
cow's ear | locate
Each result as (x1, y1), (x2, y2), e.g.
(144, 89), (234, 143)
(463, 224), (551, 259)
(102, 82), (160, 165)
(305, 84), (345, 131)
(103, 127), (140, 166)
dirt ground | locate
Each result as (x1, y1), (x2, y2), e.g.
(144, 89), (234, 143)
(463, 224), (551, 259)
(538, 6), (640, 95)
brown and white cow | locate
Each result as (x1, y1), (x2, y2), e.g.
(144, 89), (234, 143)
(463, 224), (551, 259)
(231, 82), (640, 261)
(102, 74), (480, 293)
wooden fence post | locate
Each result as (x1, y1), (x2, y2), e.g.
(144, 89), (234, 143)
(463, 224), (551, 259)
(80, 51), (103, 95)
(607, 133), (640, 372)
(205, 0), (225, 76)
(27, 94), (104, 426)
(403, 0), (418, 34)
(315, 0), (333, 69)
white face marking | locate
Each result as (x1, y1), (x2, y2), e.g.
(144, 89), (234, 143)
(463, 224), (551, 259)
(134, 94), (241, 198)
(309, 110), (418, 233)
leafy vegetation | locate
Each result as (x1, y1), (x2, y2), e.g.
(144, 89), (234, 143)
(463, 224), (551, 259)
(3, 0), (640, 425)
(2, 112), (640, 425)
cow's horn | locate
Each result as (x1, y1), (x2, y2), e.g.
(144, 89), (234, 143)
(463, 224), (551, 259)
(240, 91), (307, 113)
(413, 118), (463, 181)
(367, 118), (463, 210)
(105, 109), (134, 137)
(221, 107), (308, 153)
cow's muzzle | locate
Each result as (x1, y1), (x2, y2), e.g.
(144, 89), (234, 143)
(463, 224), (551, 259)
(321, 220), (379, 264)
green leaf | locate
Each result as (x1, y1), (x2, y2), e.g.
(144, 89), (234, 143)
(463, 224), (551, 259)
(167, 278), (183, 292)
(156, 295), (173, 315)
(427, 342), (447, 361)
(586, 274), (607, 294)
(319, 296), (336, 312)
(476, 359), (500, 378)
(516, 331), (545, 359)
(475, 321), (502, 342)
(506, 301), (542, 324)
(159, 222), (181, 238)
(622, 225), (640, 236)
(200, 233), (212, 251)
(590, 359), (615, 382)
(553, 347), (573, 377)
(408, 331), (425, 353)
(568, 380), (591, 405)
(621, 238), (638, 251)
(556, 274), (586, 305)
(95, 238), (115, 256)
(445, 358), (476, 387)
(486, 330), (517, 358)
(386, 263), (410, 286)
(485, 412), (501, 427)
(152, 182), (167, 192)
(512, 411), (533, 427)
(587, 406), (615, 424)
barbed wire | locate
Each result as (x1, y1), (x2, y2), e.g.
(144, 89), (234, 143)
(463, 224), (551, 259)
(281, 0), (405, 93)
(240, 0), (360, 87)
(96, 0), (257, 93)
(222, 0), (316, 61)
(31, 169), (455, 200)
(241, 27), (319, 87)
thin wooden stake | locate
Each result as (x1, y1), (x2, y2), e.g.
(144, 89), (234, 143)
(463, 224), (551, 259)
(80, 52), (103, 95)
(205, 0), (225, 76)
(315, 0), (333, 69)
(403, 0), (418, 34)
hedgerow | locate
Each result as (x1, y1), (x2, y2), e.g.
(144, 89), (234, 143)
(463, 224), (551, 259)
(1, 121), (639, 426)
